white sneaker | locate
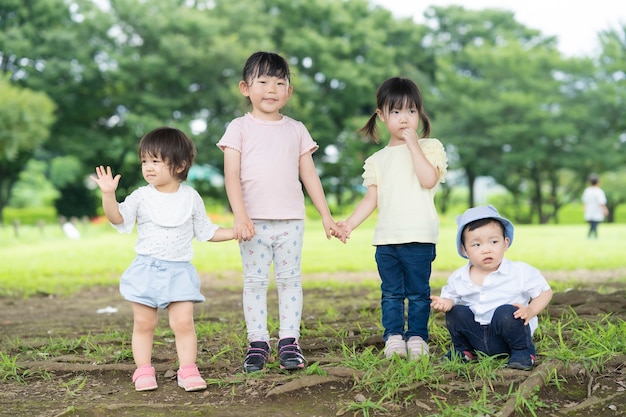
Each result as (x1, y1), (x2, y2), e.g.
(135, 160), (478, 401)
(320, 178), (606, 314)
(407, 336), (429, 360)
(384, 335), (407, 358)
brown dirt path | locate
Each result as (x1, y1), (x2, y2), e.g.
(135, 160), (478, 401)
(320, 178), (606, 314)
(1, 270), (626, 417)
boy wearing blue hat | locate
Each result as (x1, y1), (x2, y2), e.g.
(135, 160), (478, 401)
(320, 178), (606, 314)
(430, 205), (552, 370)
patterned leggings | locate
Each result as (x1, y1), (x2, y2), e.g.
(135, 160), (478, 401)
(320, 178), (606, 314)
(239, 219), (305, 342)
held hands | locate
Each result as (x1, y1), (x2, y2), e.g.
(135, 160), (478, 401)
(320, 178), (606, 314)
(336, 221), (353, 241)
(233, 214), (255, 243)
(89, 166), (121, 193)
(323, 217), (347, 244)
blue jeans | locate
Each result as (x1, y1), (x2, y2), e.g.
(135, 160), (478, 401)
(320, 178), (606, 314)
(587, 221), (600, 238)
(375, 243), (436, 342)
(445, 304), (535, 357)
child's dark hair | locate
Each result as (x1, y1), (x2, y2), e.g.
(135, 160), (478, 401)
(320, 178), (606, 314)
(242, 51), (291, 84)
(138, 127), (196, 181)
(359, 77), (431, 143)
(461, 218), (506, 246)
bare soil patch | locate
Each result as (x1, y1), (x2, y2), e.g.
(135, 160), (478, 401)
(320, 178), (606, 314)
(1, 270), (625, 417)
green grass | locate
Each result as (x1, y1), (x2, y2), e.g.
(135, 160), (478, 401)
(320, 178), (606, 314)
(1, 247), (624, 416)
(1, 215), (625, 297)
(2, 209), (625, 416)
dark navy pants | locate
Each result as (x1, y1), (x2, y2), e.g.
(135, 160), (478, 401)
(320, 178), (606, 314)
(445, 304), (535, 357)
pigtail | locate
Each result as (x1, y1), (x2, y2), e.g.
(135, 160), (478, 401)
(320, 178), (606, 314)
(419, 109), (431, 138)
(357, 113), (381, 143)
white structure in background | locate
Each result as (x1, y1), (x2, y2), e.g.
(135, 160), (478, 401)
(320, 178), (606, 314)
(187, 164), (224, 187)
(62, 221), (81, 239)
(474, 176), (507, 204)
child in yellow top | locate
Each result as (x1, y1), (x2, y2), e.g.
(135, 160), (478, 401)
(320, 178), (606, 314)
(339, 77), (447, 360)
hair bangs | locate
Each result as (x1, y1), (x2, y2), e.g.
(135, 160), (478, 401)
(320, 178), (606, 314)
(379, 80), (422, 112)
(243, 52), (291, 83)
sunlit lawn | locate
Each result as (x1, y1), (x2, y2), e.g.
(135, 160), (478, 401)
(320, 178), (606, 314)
(2, 213), (625, 417)
(2, 214), (625, 297)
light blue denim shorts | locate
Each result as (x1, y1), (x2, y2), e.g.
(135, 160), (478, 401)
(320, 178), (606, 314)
(119, 255), (206, 309)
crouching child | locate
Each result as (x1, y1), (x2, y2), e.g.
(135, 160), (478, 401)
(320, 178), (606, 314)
(430, 205), (552, 370)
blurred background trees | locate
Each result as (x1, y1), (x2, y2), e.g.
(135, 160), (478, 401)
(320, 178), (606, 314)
(1, 0), (624, 224)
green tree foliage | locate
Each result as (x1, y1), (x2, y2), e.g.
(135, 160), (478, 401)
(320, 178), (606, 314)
(0, 76), (56, 222)
(8, 160), (59, 208)
(423, 5), (625, 223)
(1, 0), (625, 222)
(0, 0), (108, 220)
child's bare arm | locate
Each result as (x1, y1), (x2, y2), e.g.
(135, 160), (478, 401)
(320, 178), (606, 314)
(223, 148), (254, 242)
(339, 186), (377, 237)
(299, 152), (345, 242)
(513, 289), (553, 325)
(209, 227), (236, 242)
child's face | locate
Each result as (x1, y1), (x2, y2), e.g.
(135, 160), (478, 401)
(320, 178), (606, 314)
(239, 75), (292, 120)
(461, 221), (510, 272)
(377, 104), (420, 141)
(141, 153), (181, 192)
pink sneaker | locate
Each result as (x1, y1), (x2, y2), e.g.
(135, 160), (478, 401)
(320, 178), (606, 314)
(177, 364), (207, 392)
(132, 365), (158, 391)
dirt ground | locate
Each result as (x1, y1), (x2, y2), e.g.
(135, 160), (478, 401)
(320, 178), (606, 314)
(1, 270), (626, 417)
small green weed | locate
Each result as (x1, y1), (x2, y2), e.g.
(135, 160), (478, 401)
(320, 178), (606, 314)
(429, 385), (496, 416)
(63, 376), (87, 397)
(304, 361), (326, 376)
(0, 352), (32, 383)
(512, 384), (554, 416)
(342, 397), (387, 417)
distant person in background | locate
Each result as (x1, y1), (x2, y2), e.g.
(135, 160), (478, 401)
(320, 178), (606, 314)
(90, 127), (235, 392)
(581, 174), (608, 239)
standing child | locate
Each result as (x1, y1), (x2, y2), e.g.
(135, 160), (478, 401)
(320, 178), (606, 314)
(430, 205), (553, 370)
(217, 51), (345, 373)
(90, 127), (235, 392)
(338, 77), (448, 360)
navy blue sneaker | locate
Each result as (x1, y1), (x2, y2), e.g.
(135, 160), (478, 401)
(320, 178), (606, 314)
(506, 350), (535, 370)
(243, 341), (271, 373)
(277, 338), (306, 370)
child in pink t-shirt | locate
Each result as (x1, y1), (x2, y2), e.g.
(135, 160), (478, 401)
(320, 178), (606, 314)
(217, 51), (345, 373)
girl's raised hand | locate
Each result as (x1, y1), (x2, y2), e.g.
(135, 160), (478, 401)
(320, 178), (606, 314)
(401, 128), (420, 150)
(89, 165), (121, 193)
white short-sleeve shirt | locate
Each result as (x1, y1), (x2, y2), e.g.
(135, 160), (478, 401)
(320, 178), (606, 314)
(112, 184), (218, 261)
(440, 258), (551, 334)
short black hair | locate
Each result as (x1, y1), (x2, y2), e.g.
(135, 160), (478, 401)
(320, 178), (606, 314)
(461, 218), (506, 245)
(242, 51), (290, 84)
(138, 127), (196, 181)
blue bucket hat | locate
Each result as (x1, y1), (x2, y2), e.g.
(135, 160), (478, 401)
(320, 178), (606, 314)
(456, 205), (514, 258)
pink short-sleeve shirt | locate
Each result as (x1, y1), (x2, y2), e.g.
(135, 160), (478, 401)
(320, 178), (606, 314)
(217, 113), (318, 219)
